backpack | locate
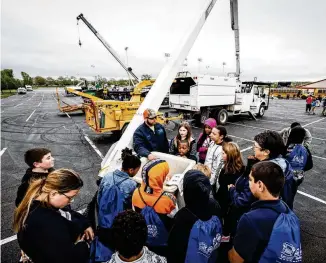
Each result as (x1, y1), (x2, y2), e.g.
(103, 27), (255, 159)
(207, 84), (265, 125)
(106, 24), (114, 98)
(270, 159), (294, 210)
(89, 175), (128, 263)
(185, 209), (222, 263)
(286, 144), (308, 171)
(138, 188), (169, 247)
(259, 202), (302, 263)
(303, 146), (313, 172)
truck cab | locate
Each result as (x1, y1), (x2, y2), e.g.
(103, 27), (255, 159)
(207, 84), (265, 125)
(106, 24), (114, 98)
(169, 72), (270, 125)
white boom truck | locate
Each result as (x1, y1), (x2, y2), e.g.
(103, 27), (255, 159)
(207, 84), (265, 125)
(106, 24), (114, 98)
(169, 72), (271, 125)
(169, 0), (271, 125)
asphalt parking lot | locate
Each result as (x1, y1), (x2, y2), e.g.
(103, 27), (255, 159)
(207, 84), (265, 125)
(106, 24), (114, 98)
(1, 88), (325, 262)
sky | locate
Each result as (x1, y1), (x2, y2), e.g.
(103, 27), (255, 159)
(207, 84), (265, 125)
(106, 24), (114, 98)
(1, 0), (326, 81)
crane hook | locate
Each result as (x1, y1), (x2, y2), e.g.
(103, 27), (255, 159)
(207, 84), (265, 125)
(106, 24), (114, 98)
(77, 20), (82, 47)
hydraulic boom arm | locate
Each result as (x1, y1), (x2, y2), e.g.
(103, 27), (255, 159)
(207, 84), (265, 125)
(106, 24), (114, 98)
(100, 0), (218, 173)
(230, 0), (240, 79)
(77, 13), (139, 82)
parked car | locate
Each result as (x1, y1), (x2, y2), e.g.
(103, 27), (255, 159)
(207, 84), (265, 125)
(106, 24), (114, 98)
(17, 87), (27, 94)
(25, 85), (33, 91)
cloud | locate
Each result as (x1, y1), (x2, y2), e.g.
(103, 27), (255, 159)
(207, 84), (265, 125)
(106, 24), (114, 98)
(1, 0), (325, 81)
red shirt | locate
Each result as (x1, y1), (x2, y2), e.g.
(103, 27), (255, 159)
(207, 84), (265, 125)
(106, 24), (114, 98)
(306, 97), (312, 104)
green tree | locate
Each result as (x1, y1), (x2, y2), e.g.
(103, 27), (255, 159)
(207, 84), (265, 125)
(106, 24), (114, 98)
(46, 77), (55, 86)
(34, 76), (46, 86)
(21, 72), (33, 86)
(1, 69), (19, 92)
(57, 76), (65, 86)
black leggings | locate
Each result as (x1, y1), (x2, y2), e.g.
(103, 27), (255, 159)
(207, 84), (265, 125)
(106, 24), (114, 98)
(306, 104), (311, 112)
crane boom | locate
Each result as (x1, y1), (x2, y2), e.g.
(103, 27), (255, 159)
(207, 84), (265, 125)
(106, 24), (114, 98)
(77, 13), (139, 81)
(100, 0), (218, 174)
(230, 0), (240, 79)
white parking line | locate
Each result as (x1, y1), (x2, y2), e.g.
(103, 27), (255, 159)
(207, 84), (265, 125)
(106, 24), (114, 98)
(84, 135), (104, 159)
(302, 118), (325, 127)
(0, 148), (8, 156)
(228, 122), (325, 142)
(26, 109), (36, 122)
(0, 208), (86, 246)
(240, 146), (252, 153)
(312, 155), (326, 161)
(65, 112), (71, 119)
(38, 102), (42, 107)
(14, 103), (23, 108)
(297, 191), (326, 205)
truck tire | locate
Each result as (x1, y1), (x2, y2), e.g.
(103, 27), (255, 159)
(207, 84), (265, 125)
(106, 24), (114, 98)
(257, 105), (265, 117)
(215, 109), (228, 125)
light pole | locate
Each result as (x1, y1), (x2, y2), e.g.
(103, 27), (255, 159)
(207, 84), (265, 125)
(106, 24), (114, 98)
(222, 62), (226, 75)
(205, 65), (210, 74)
(164, 53), (170, 63)
(198, 58), (202, 74)
(91, 65), (95, 86)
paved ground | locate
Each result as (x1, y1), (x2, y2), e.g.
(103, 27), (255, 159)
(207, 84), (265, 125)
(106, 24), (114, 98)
(1, 88), (325, 262)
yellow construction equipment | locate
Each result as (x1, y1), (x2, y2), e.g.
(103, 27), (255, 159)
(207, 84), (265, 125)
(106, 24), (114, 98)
(55, 88), (85, 113)
(58, 86), (181, 136)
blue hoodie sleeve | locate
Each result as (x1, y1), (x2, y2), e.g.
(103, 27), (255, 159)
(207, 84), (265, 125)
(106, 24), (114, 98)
(229, 178), (254, 208)
(133, 127), (151, 158)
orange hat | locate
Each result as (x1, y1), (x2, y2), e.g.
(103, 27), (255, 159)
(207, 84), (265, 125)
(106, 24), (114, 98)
(143, 108), (157, 119)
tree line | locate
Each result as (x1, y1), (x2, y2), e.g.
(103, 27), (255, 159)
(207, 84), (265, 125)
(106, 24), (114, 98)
(1, 69), (153, 92)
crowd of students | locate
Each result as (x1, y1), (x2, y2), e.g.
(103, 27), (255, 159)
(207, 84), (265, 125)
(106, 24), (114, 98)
(13, 108), (312, 263)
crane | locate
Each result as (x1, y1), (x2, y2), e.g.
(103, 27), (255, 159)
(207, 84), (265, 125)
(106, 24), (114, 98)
(77, 13), (139, 84)
(100, 0), (219, 175)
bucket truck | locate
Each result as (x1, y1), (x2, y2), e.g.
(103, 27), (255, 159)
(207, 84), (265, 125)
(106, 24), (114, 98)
(169, 0), (271, 125)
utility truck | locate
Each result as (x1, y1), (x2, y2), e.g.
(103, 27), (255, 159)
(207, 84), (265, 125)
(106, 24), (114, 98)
(169, 72), (271, 125)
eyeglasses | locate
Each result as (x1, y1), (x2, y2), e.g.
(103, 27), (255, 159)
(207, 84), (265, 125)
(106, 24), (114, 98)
(61, 193), (75, 202)
(148, 117), (157, 120)
(253, 144), (264, 151)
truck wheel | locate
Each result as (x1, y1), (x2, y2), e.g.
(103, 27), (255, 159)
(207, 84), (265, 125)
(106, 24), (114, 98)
(257, 105), (265, 117)
(215, 109), (228, 125)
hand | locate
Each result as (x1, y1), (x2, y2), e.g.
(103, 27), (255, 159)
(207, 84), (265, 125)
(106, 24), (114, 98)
(165, 174), (172, 181)
(83, 227), (94, 241)
(228, 184), (235, 190)
(147, 154), (157, 161)
(247, 155), (256, 160)
(75, 233), (85, 244)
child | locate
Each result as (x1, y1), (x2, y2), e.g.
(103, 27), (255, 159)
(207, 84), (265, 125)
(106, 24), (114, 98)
(15, 148), (55, 207)
(197, 118), (217, 164)
(229, 161), (301, 263)
(311, 98), (317, 115)
(169, 122), (197, 158)
(109, 210), (166, 263)
(177, 140), (197, 162)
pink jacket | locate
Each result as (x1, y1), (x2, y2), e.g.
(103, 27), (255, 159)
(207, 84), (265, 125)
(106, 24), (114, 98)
(197, 118), (217, 162)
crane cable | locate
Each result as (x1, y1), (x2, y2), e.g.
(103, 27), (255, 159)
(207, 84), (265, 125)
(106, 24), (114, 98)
(77, 20), (82, 47)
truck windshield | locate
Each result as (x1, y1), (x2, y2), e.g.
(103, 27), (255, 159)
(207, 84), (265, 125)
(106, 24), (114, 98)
(170, 77), (196, 95)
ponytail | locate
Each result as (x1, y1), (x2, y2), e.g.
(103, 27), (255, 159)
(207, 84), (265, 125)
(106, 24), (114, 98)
(121, 148), (141, 170)
(13, 168), (83, 233)
(13, 178), (45, 233)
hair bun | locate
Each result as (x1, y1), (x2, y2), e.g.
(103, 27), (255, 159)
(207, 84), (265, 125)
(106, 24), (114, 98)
(121, 147), (133, 160)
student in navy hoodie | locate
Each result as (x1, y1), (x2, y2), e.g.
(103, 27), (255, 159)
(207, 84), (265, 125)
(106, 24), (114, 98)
(229, 161), (297, 263)
(15, 148), (55, 207)
(244, 130), (295, 209)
